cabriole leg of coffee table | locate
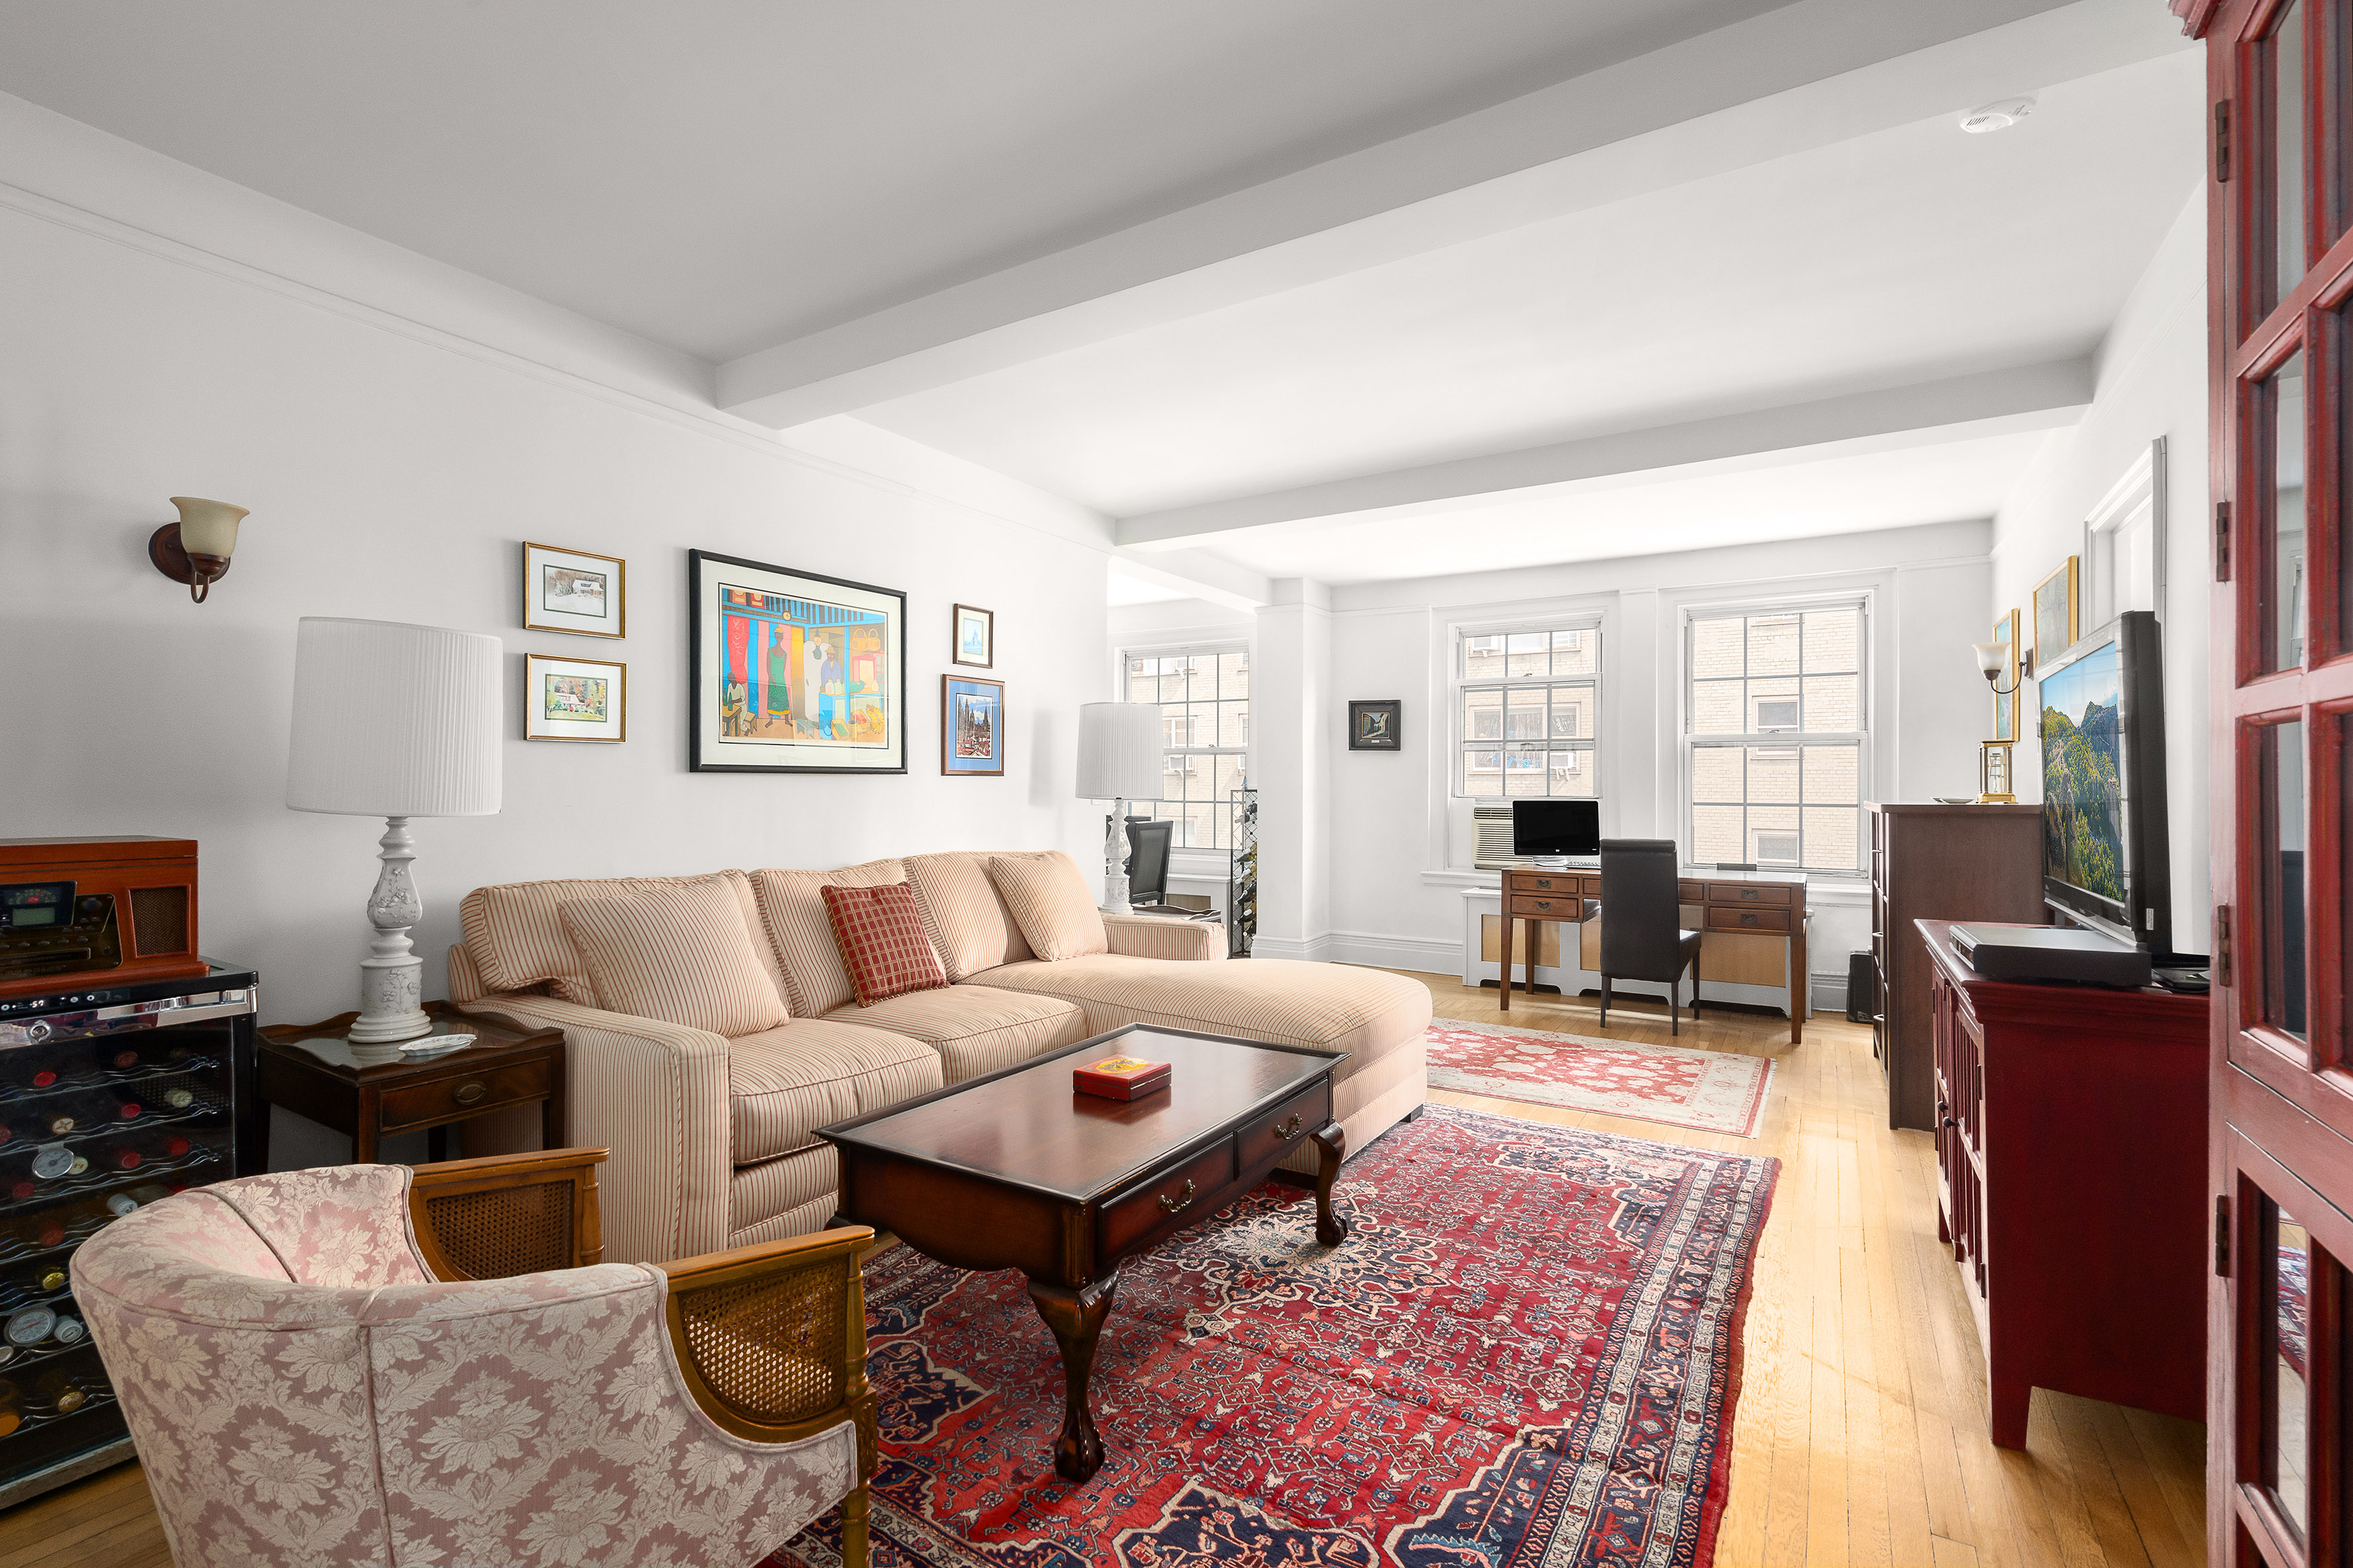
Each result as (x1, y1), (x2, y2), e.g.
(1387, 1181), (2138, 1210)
(1023, 1273), (1118, 1483)
(1310, 1121), (1349, 1245)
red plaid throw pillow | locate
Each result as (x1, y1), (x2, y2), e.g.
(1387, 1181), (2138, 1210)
(820, 880), (949, 1008)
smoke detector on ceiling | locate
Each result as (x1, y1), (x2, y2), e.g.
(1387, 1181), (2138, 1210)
(1959, 97), (2036, 134)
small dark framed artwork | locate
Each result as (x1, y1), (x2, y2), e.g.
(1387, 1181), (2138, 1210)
(942, 674), (1005, 776)
(1349, 700), (1402, 751)
(953, 604), (994, 668)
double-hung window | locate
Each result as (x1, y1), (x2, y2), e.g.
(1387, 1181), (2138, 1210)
(1120, 643), (1248, 849)
(1684, 601), (1866, 872)
(1452, 622), (1601, 797)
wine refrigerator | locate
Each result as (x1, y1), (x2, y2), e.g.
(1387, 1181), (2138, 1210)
(0, 964), (258, 1508)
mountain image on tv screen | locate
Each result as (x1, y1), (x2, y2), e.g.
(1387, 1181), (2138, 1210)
(2041, 643), (2124, 905)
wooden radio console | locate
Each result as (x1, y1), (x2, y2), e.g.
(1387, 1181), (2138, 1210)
(0, 837), (206, 999)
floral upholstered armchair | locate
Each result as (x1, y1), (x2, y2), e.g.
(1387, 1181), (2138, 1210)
(71, 1149), (876, 1568)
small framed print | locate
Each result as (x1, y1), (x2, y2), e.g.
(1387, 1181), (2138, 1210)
(943, 674), (1004, 776)
(526, 653), (625, 743)
(524, 542), (626, 638)
(1349, 699), (1402, 751)
(1991, 608), (2020, 742)
(953, 604), (994, 668)
(2031, 556), (2079, 672)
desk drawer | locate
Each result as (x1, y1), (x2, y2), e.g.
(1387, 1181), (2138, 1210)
(1678, 880), (1706, 902)
(378, 1058), (551, 1131)
(1707, 904), (1790, 934)
(1099, 1138), (1236, 1259)
(1708, 881), (1794, 907)
(1509, 893), (1582, 918)
(1237, 1080), (1330, 1172)
(1507, 870), (1575, 895)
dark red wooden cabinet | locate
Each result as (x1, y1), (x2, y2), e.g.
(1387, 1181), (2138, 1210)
(1919, 919), (2209, 1447)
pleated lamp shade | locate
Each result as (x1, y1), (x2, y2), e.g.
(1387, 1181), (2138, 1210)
(286, 618), (504, 817)
(1075, 702), (1162, 801)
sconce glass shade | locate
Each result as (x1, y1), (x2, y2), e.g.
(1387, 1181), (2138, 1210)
(170, 497), (247, 559)
(1970, 641), (2010, 677)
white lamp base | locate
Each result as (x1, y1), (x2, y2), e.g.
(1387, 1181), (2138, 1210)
(348, 816), (432, 1061)
(1100, 798), (1132, 914)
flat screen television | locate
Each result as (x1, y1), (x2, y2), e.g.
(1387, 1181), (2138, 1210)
(2038, 610), (2170, 954)
(1513, 798), (1600, 858)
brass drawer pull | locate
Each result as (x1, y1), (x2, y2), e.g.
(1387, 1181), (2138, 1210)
(453, 1081), (488, 1106)
(1277, 1113), (1303, 1140)
(1741, 888), (1760, 900)
(1740, 913), (1759, 925)
(1157, 1180), (1197, 1214)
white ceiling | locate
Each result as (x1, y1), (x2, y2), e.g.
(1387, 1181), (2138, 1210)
(1199, 428), (2061, 583)
(0, 2), (2207, 595)
(864, 50), (2202, 520)
(0, 0), (1780, 361)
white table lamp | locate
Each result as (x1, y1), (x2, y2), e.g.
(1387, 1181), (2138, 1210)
(287, 618), (502, 1060)
(1076, 702), (1164, 912)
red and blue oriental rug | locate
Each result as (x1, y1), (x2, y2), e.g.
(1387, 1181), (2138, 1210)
(772, 1104), (1777, 1567)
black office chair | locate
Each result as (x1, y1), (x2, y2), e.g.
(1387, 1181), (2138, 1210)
(1597, 838), (1704, 1036)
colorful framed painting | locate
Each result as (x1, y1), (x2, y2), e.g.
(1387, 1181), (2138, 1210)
(522, 542), (625, 638)
(525, 653), (625, 743)
(689, 550), (906, 774)
(1349, 699), (1402, 751)
(2032, 556), (2079, 672)
(1991, 608), (2020, 743)
(953, 604), (994, 668)
(942, 675), (1005, 776)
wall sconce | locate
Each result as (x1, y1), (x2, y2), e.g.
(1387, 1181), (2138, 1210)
(1970, 640), (2024, 694)
(149, 497), (249, 603)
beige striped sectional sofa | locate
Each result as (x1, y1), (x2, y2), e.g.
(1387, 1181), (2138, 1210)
(447, 850), (1432, 1264)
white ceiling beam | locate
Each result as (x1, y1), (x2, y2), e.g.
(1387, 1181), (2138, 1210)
(1116, 357), (2096, 548)
(1107, 548), (1273, 612)
(717, 0), (2185, 427)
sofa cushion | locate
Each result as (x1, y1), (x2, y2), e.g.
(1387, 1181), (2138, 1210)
(749, 860), (908, 1017)
(458, 870), (766, 1004)
(728, 1018), (943, 1165)
(560, 881), (788, 1038)
(821, 881), (949, 1007)
(969, 956), (1433, 1083)
(904, 852), (1035, 981)
(987, 851), (1107, 962)
(822, 983), (1090, 1084)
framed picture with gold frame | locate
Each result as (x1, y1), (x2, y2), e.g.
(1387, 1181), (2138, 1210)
(1991, 608), (2020, 742)
(2032, 557), (2079, 672)
(522, 542), (626, 638)
(1978, 739), (2016, 803)
(525, 653), (626, 743)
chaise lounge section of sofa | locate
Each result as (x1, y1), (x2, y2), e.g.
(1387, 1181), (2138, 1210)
(450, 850), (1431, 1264)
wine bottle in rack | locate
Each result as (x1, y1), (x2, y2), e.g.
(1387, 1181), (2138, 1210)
(0, 1380), (21, 1437)
(33, 1368), (88, 1415)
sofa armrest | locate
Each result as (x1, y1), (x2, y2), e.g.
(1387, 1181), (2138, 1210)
(1103, 913), (1228, 962)
(454, 993), (735, 1266)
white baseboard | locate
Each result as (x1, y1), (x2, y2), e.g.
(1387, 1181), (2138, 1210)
(1327, 932), (1462, 974)
(1246, 933), (1334, 962)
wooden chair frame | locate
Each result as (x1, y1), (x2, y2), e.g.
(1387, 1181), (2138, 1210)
(405, 1148), (877, 1567)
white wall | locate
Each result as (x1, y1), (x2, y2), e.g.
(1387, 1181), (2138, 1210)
(0, 99), (1113, 1050)
(1129, 521), (1991, 990)
(1991, 188), (2208, 952)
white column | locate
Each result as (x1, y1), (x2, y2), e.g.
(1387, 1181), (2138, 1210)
(1252, 579), (1332, 958)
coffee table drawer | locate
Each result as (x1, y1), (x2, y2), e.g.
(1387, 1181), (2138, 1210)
(378, 1059), (551, 1131)
(1098, 1139), (1236, 1259)
(1237, 1081), (1330, 1172)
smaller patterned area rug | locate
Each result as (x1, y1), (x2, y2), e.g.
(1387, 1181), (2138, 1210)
(769, 1105), (1776, 1568)
(1426, 1018), (1776, 1138)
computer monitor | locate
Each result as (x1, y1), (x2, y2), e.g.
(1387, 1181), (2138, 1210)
(1512, 798), (1600, 858)
(1125, 818), (1174, 905)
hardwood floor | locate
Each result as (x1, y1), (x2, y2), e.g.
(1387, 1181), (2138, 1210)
(1405, 971), (2206, 1568)
(0, 973), (2204, 1567)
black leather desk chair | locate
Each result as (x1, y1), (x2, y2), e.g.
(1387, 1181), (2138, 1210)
(1597, 838), (1704, 1036)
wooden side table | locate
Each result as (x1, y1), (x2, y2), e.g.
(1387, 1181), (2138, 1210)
(256, 1001), (565, 1167)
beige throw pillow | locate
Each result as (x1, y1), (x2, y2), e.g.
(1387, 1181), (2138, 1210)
(558, 879), (788, 1037)
(986, 851), (1108, 962)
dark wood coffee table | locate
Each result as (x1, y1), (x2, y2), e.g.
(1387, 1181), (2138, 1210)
(816, 1024), (1349, 1483)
